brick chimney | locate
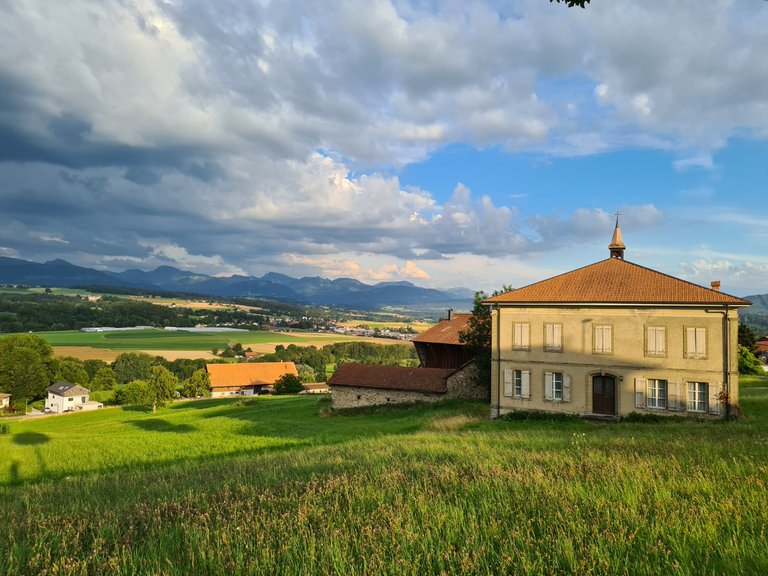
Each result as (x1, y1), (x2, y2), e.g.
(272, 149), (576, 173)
(711, 281), (721, 291)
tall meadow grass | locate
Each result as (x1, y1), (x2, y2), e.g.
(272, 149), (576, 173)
(1, 379), (767, 575)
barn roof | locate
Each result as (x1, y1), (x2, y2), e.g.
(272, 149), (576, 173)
(411, 313), (472, 346)
(206, 362), (298, 389)
(328, 363), (455, 394)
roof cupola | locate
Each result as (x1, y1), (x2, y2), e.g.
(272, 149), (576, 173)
(608, 212), (625, 260)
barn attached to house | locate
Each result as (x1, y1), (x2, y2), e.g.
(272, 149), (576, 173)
(206, 362), (298, 398)
(328, 362), (485, 409)
(411, 311), (475, 369)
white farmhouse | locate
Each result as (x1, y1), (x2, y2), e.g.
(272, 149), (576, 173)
(46, 382), (102, 413)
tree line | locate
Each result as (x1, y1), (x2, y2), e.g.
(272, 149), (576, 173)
(0, 334), (420, 411)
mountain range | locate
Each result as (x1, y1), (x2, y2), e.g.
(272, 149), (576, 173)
(0, 256), (474, 309)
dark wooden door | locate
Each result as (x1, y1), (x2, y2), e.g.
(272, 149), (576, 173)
(592, 375), (616, 415)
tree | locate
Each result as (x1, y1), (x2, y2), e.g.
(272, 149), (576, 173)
(115, 380), (152, 406)
(274, 373), (304, 395)
(295, 363), (317, 384)
(550, 0), (590, 7)
(739, 323), (758, 351)
(459, 286), (514, 392)
(83, 359), (109, 381)
(52, 359), (89, 386)
(0, 334), (55, 400)
(112, 352), (157, 384)
(181, 369), (211, 398)
(739, 345), (764, 376)
(90, 366), (117, 391)
(147, 365), (179, 412)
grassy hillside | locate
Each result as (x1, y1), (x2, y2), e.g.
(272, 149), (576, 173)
(2, 379), (768, 575)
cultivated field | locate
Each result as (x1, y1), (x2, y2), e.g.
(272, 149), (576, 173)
(38, 329), (407, 360)
(1, 377), (767, 575)
(338, 320), (434, 333)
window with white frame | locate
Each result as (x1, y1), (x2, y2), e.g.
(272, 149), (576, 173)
(646, 326), (666, 357)
(685, 327), (707, 359)
(544, 323), (563, 352)
(514, 370), (530, 398)
(647, 379), (668, 409)
(544, 371), (564, 401)
(513, 323), (530, 350)
(593, 325), (613, 354)
(687, 382), (708, 412)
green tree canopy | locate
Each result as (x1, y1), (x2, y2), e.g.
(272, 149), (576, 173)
(739, 345), (764, 376)
(274, 373), (304, 395)
(550, 0), (590, 7)
(0, 334), (55, 400)
(295, 363), (317, 384)
(181, 369), (211, 398)
(112, 352), (158, 384)
(83, 359), (109, 381)
(115, 380), (152, 406)
(52, 359), (89, 386)
(459, 286), (513, 391)
(147, 365), (179, 412)
(90, 366), (118, 391)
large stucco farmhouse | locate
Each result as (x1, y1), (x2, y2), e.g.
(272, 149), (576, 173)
(485, 221), (750, 419)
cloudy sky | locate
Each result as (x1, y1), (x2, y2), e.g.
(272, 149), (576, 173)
(1, 0), (767, 296)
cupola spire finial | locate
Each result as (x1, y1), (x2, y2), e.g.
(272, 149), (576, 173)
(609, 211), (625, 260)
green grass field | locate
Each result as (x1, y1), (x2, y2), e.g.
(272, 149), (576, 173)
(35, 329), (317, 350)
(1, 377), (767, 575)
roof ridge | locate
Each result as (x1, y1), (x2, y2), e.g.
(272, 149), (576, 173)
(485, 257), (750, 306)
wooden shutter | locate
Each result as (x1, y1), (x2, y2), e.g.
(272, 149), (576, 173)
(657, 327), (666, 354)
(544, 372), (553, 400)
(635, 377), (646, 408)
(503, 369), (513, 397)
(595, 326), (603, 352)
(521, 371), (530, 399)
(698, 328), (706, 358)
(553, 324), (562, 349)
(522, 324), (530, 348)
(604, 326), (612, 353)
(668, 381), (681, 411)
(563, 374), (571, 402)
(709, 382), (721, 416)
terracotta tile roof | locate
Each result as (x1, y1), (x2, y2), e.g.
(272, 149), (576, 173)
(206, 362), (298, 389)
(328, 363), (455, 394)
(411, 314), (472, 346)
(0, 393), (10, 399)
(485, 258), (751, 306)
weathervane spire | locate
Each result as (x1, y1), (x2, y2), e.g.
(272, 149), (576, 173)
(608, 210), (625, 260)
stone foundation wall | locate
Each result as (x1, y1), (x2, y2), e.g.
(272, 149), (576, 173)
(331, 386), (443, 410)
(445, 363), (487, 401)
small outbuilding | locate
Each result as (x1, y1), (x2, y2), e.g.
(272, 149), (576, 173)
(0, 393), (11, 410)
(206, 362), (299, 398)
(328, 362), (485, 409)
(46, 382), (102, 413)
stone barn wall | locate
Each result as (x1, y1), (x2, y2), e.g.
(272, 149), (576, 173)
(331, 386), (443, 410)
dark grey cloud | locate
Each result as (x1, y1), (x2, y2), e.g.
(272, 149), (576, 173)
(0, 0), (765, 282)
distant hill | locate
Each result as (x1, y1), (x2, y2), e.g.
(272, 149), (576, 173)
(742, 294), (768, 336)
(0, 256), (473, 310)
